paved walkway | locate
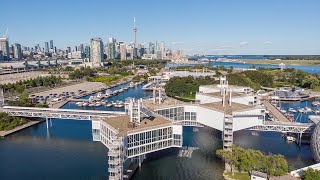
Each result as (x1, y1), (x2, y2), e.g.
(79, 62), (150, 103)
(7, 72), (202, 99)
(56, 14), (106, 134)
(0, 120), (43, 137)
(262, 100), (290, 122)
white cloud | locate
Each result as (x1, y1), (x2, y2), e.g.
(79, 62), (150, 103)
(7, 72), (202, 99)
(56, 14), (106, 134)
(240, 41), (248, 46)
(264, 41), (272, 45)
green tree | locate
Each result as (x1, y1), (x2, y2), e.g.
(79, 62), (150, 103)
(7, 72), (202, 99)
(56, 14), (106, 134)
(303, 168), (320, 180)
(302, 75), (320, 89)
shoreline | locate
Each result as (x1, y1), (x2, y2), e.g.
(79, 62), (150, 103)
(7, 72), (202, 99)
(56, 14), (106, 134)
(244, 60), (320, 66)
(0, 120), (44, 137)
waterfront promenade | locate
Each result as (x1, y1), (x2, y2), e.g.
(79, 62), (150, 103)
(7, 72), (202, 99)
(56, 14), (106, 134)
(0, 120), (43, 137)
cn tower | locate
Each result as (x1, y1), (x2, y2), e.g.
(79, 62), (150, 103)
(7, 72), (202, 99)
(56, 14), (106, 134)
(133, 16), (137, 49)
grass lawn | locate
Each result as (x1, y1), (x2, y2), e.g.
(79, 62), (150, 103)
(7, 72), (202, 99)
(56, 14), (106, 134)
(225, 172), (250, 180)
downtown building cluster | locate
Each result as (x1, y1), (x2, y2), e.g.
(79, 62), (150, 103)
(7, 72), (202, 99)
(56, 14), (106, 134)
(0, 18), (185, 64)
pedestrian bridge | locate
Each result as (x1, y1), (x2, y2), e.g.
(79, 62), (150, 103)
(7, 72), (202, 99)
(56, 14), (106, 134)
(249, 121), (314, 134)
(1, 106), (125, 121)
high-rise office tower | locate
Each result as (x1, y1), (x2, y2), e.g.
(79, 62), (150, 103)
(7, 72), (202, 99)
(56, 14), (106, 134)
(85, 46), (90, 59)
(79, 44), (84, 52)
(119, 43), (127, 60)
(50, 40), (54, 49)
(67, 47), (71, 53)
(90, 38), (104, 65)
(12, 43), (22, 59)
(45, 42), (49, 52)
(37, 44), (41, 52)
(148, 42), (155, 54)
(0, 38), (10, 60)
(160, 41), (165, 52)
(108, 37), (116, 59)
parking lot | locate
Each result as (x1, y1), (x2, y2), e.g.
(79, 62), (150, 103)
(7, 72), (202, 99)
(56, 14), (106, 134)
(29, 82), (106, 105)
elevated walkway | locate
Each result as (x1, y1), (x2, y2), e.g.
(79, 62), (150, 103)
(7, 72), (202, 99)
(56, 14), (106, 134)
(2, 106), (125, 121)
(249, 121), (314, 133)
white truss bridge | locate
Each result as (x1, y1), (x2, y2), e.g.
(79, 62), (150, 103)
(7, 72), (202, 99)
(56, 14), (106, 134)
(248, 121), (314, 134)
(1, 106), (125, 121)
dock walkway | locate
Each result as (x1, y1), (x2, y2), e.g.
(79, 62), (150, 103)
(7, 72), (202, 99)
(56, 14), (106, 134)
(262, 100), (290, 122)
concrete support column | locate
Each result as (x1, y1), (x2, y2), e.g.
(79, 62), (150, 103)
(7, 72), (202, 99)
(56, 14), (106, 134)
(46, 116), (49, 129)
(139, 155), (142, 168)
(153, 88), (156, 104)
(299, 133), (302, 147)
(158, 89), (161, 104)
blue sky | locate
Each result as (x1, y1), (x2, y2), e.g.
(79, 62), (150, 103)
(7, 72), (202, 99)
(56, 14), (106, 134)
(2, 0), (320, 55)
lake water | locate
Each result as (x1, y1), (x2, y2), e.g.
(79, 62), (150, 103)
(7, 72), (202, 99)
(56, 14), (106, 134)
(167, 61), (320, 74)
(0, 82), (315, 180)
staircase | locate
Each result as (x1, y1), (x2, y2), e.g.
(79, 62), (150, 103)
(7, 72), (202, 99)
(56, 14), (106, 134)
(223, 115), (233, 149)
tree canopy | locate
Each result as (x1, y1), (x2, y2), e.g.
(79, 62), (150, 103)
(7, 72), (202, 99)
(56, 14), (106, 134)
(216, 145), (288, 177)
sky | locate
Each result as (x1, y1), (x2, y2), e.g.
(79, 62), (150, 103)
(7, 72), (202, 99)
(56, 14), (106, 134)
(2, 0), (320, 55)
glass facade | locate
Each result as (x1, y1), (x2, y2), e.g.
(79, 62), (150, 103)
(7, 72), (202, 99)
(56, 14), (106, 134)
(126, 126), (182, 157)
(156, 107), (201, 126)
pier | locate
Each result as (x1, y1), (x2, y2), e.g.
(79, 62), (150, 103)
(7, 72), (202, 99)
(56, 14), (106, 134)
(262, 100), (291, 122)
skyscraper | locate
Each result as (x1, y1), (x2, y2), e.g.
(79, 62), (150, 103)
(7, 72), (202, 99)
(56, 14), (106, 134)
(148, 42), (155, 54)
(90, 38), (104, 65)
(45, 42), (49, 52)
(119, 43), (127, 60)
(0, 38), (9, 60)
(67, 47), (71, 53)
(108, 37), (116, 59)
(12, 43), (22, 59)
(50, 40), (54, 49)
(85, 45), (90, 59)
(79, 44), (84, 52)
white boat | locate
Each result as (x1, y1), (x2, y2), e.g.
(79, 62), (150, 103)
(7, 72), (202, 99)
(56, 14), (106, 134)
(298, 108), (305, 113)
(286, 136), (296, 142)
(105, 89), (112, 96)
(106, 103), (112, 107)
(129, 82), (135, 88)
(288, 108), (297, 113)
(278, 108), (286, 114)
(111, 101), (116, 105)
(95, 102), (101, 107)
(82, 102), (88, 107)
(97, 93), (102, 99)
(76, 102), (84, 107)
(88, 103), (94, 107)
(305, 107), (312, 112)
(101, 101), (107, 105)
(119, 88), (124, 92)
(314, 109), (320, 114)
(312, 101), (320, 106)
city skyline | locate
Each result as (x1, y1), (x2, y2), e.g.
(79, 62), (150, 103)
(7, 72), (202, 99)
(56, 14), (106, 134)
(2, 0), (320, 55)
